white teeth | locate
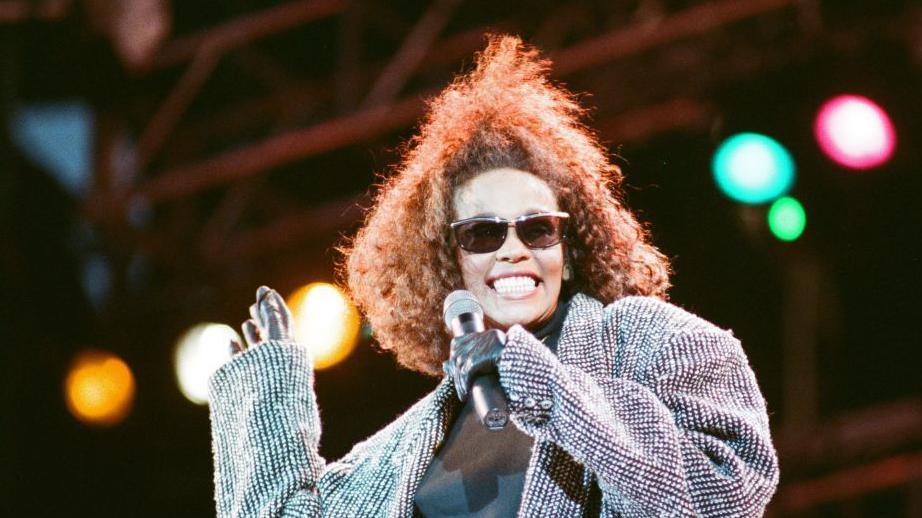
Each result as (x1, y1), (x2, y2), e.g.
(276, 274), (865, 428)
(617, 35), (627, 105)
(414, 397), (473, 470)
(493, 276), (538, 295)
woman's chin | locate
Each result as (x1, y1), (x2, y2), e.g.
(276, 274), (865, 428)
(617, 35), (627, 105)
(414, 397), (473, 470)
(485, 307), (546, 330)
(479, 286), (555, 329)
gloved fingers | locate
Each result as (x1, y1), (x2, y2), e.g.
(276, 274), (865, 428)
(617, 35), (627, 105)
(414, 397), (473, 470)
(450, 338), (475, 359)
(451, 337), (498, 369)
(238, 286), (294, 351)
(460, 354), (478, 379)
(259, 289), (292, 341)
(273, 290), (293, 332)
(242, 319), (261, 348)
(451, 330), (504, 355)
(449, 337), (482, 366)
(443, 359), (467, 401)
(448, 353), (479, 401)
(453, 370), (468, 401)
(449, 332), (507, 400)
(256, 285), (271, 303)
(249, 303), (261, 330)
(466, 357), (497, 381)
(229, 335), (245, 354)
(258, 293), (280, 339)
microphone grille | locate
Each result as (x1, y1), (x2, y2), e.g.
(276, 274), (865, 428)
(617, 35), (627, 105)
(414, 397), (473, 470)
(443, 290), (483, 329)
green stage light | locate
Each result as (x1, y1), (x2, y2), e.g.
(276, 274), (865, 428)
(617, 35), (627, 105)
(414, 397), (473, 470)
(712, 133), (795, 204)
(767, 196), (806, 242)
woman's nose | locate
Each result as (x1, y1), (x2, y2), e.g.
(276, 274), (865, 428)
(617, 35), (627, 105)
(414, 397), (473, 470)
(496, 225), (530, 262)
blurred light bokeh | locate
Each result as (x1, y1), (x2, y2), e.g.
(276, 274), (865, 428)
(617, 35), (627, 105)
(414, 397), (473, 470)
(64, 349), (135, 426)
(815, 94), (896, 170)
(288, 283), (361, 370)
(712, 132), (795, 205)
(768, 196), (807, 242)
(174, 323), (239, 405)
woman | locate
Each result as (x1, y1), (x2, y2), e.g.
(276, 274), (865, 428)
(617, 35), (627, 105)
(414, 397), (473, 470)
(209, 36), (779, 517)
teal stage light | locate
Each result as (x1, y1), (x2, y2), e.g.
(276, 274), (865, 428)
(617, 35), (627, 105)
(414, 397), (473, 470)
(767, 196), (806, 242)
(712, 133), (795, 204)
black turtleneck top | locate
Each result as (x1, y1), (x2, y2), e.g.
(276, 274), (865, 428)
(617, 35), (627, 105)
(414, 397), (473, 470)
(413, 296), (571, 517)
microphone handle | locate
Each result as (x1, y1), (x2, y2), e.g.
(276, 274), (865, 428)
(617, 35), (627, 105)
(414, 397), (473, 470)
(470, 374), (509, 431)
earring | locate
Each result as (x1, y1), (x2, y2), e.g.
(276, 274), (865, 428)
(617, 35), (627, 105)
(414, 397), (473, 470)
(562, 261), (572, 281)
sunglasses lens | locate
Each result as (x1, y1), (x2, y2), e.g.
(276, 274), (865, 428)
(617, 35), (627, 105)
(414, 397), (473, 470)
(518, 215), (564, 248)
(455, 221), (507, 253)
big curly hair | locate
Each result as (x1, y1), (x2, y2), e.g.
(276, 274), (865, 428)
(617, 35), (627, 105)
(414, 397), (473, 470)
(340, 35), (671, 376)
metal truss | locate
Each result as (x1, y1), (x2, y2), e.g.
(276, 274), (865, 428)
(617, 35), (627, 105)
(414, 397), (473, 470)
(98, 0), (916, 272)
(71, 0), (916, 310)
(87, 0), (807, 268)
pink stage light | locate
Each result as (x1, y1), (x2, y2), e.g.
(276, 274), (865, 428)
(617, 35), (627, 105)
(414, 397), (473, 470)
(814, 95), (896, 170)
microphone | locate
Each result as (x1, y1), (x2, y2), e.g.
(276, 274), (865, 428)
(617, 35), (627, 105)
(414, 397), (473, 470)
(443, 290), (509, 431)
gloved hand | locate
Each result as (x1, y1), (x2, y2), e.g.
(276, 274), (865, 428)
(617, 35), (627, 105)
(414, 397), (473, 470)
(442, 329), (506, 401)
(231, 285), (294, 353)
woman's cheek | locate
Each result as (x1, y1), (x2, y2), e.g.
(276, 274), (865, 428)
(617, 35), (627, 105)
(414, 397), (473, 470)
(459, 254), (489, 291)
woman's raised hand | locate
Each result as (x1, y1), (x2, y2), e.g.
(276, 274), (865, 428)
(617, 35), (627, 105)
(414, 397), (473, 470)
(235, 285), (295, 352)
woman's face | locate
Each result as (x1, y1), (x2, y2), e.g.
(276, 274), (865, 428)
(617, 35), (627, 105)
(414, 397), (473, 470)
(453, 168), (564, 330)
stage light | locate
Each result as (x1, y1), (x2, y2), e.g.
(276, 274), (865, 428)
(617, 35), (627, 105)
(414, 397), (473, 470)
(712, 133), (795, 204)
(175, 323), (238, 405)
(11, 102), (92, 197)
(288, 283), (361, 370)
(65, 349), (135, 426)
(768, 196), (806, 242)
(815, 94), (895, 170)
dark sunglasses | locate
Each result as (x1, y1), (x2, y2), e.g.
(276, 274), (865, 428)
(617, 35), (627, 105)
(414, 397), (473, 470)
(450, 211), (570, 253)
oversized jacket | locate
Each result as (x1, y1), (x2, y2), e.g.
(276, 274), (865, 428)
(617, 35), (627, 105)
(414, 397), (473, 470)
(208, 294), (779, 517)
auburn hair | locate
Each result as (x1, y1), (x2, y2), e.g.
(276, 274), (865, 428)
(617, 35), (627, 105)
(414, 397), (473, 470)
(339, 35), (670, 376)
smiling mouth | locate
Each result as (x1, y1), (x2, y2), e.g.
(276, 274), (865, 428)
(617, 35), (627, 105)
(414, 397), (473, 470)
(490, 276), (540, 297)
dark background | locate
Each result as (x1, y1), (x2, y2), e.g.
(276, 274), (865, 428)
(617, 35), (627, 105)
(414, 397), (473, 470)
(2, 1), (920, 516)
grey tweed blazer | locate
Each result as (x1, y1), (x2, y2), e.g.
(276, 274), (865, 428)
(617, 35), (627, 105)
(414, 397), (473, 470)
(208, 294), (779, 517)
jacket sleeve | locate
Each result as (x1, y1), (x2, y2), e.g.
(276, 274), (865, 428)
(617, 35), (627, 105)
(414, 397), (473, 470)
(208, 341), (325, 517)
(496, 323), (779, 517)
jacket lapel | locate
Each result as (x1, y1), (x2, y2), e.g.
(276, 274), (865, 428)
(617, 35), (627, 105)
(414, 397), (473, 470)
(392, 377), (457, 518)
(518, 293), (605, 517)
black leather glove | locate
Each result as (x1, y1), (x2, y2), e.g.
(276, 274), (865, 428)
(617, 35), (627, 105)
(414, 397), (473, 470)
(233, 285), (294, 353)
(442, 329), (506, 401)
